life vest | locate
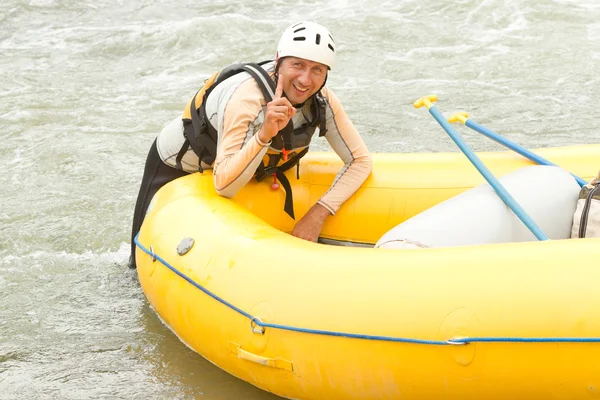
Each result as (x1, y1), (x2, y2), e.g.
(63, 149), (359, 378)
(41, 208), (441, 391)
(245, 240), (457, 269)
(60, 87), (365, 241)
(177, 61), (328, 219)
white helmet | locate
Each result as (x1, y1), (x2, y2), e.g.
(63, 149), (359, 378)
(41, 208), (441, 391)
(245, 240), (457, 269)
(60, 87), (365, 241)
(276, 21), (336, 70)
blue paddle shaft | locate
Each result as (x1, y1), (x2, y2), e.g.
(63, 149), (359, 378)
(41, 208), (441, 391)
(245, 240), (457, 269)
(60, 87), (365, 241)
(428, 106), (549, 241)
(465, 119), (587, 187)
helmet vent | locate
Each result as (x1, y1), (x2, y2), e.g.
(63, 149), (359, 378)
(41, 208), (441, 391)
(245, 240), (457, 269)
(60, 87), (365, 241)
(277, 22), (335, 69)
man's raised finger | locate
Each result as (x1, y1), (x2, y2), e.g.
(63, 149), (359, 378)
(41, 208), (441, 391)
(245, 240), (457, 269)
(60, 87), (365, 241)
(274, 76), (283, 99)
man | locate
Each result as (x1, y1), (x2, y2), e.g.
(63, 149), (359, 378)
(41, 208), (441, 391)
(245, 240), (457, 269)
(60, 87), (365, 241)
(130, 21), (372, 267)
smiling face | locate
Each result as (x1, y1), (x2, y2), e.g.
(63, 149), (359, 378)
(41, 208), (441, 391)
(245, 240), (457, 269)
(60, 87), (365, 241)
(277, 56), (328, 106)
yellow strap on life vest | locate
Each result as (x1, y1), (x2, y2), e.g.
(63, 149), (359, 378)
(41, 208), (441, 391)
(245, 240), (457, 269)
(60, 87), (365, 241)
(182, 70), (220, 120)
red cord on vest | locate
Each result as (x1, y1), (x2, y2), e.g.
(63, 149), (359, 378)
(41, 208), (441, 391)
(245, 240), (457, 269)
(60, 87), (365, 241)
(271, 174), (280, 190)
(281, 148), (290, 162)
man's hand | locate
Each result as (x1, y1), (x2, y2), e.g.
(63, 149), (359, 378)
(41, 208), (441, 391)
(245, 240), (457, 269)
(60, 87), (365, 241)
(258, 77), (296, 143)
(291, 203), (331, 242)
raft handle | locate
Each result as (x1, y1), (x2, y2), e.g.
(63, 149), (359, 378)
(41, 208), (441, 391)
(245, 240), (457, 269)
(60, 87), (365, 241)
(228, 343), (293, 372)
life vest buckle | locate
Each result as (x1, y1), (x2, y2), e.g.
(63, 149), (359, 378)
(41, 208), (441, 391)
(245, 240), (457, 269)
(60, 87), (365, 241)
(255, 166), (279, 182)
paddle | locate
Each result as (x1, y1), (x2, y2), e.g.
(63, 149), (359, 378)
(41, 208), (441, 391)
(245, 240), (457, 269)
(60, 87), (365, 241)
(414, 95), (549, 241)
(448, 112), (588, 188)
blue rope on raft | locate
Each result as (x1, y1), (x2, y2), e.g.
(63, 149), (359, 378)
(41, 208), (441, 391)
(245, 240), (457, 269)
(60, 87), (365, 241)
(135, 235), (600, 345)
(463, 119), (588, 188)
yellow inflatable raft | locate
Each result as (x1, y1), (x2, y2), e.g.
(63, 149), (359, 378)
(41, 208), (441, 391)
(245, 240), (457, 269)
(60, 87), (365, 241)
(136, 145), (600, 400)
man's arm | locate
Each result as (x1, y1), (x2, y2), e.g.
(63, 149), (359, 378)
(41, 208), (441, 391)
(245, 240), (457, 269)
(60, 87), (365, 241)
(315, 87), (372, 215)
(290, 87), (372, 242)
(212, 78), (293, 198)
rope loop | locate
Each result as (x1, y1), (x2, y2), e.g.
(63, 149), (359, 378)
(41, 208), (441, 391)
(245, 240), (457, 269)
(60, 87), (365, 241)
(251, 317), (265, 335)
(446, 337), (469, 345)
(149, 245), (157, 262)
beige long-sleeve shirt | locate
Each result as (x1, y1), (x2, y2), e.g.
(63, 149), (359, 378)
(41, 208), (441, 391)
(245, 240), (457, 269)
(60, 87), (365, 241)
(157, 62), (372, 214)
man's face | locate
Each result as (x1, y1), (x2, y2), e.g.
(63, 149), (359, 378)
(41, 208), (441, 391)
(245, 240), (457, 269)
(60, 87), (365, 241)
(277, 57), (328, 106)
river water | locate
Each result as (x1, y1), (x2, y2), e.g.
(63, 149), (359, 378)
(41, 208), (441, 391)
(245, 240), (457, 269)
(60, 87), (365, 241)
(1, 0), (599, 398)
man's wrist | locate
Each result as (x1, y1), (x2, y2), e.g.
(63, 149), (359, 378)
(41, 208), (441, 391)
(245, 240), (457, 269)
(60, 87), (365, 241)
(256, 129), (271, 146)
(309, 202), (332, 222)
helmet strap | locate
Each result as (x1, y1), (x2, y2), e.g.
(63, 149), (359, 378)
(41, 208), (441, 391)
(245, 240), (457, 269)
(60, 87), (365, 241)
(274, 57), (284, 87)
